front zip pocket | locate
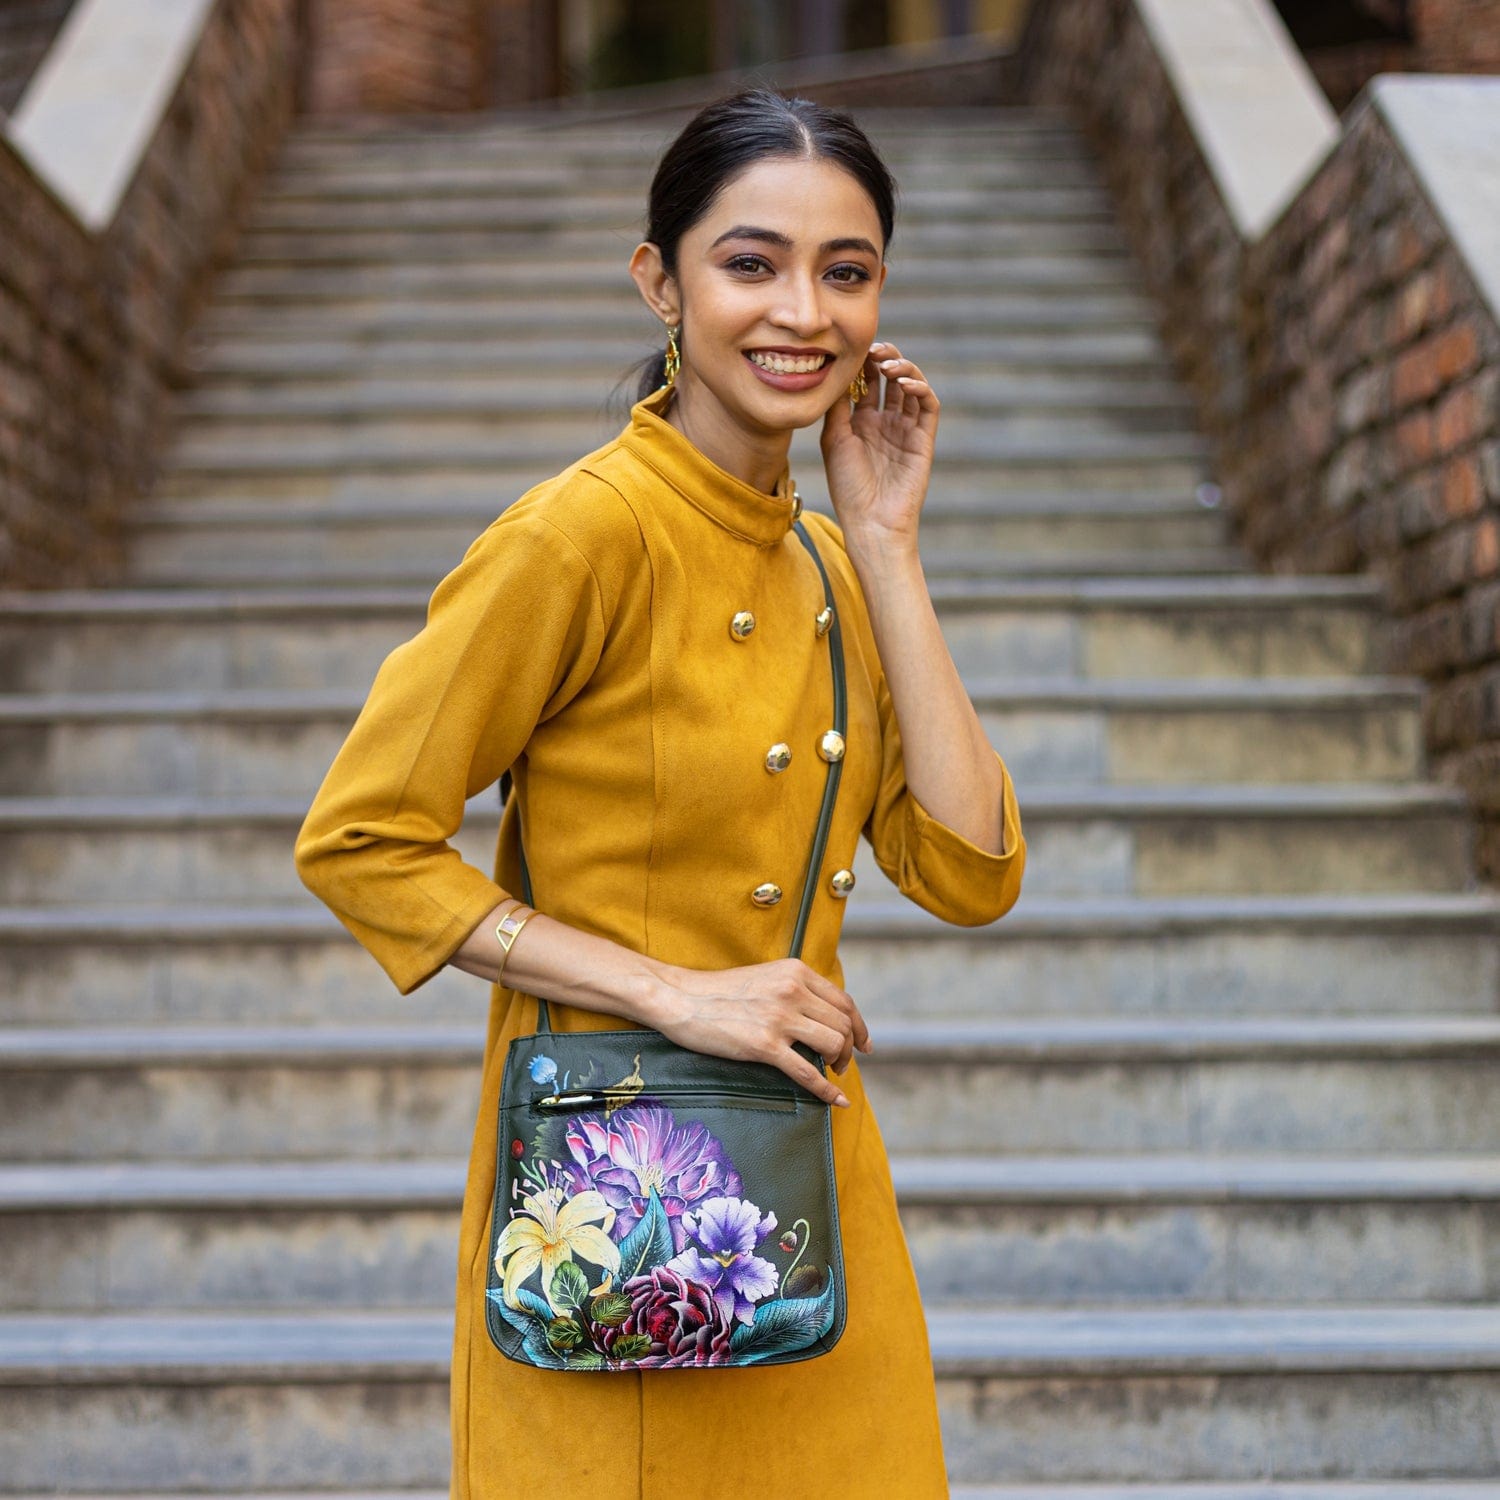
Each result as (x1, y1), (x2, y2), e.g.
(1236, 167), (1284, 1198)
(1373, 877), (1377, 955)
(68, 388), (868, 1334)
(533, 1084), (799, 1114)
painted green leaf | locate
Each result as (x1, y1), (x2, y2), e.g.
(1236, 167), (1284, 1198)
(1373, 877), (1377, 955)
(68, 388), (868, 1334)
(487, 1290), (568, 1370)
(728, 1269), (838, 1364)
(615, 1187), (673, 1280)
(567, 1349), (606, 1369)
(546, 1316), (584, 1351)
(610, 1332), (652, 1359)
(549, 1259), (589, 1313)
(590, 1291), (633, 1327)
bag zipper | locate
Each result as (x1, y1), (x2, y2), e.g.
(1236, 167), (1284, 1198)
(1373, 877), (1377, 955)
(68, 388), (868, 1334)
(533, 1084), (799, 1113)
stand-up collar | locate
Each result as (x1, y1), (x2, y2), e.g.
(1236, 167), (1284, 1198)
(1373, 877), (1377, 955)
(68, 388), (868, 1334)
(620, 385), (800, 547)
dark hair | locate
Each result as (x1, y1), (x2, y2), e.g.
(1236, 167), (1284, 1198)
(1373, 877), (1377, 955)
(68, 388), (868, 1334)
(628, 87), (897, 403)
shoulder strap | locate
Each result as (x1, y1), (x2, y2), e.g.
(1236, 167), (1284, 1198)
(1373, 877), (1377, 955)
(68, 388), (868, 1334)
(510, 517), (846, 1034)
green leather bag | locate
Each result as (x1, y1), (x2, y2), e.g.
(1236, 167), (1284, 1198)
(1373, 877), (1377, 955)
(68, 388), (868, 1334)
(485, 518), (849, 1371)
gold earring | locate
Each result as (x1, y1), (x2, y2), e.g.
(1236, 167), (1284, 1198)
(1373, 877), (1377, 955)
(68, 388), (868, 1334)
(662, 323), (681, 388)
(848, 367), (868, 403)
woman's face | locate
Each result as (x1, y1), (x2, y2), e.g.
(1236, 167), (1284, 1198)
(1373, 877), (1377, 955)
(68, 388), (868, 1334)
(634, 154), (887, 435)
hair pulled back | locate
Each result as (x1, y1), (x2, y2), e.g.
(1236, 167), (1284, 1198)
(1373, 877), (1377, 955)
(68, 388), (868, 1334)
(631, 87), (897, 403)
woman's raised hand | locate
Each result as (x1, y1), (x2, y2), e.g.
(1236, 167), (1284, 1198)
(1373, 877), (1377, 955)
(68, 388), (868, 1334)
(652, 958), (873, 1108)
(819, 339), (940, 553)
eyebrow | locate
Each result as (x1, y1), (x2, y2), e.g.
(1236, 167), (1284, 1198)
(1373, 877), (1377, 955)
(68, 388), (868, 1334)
(708, 225), (881, 258)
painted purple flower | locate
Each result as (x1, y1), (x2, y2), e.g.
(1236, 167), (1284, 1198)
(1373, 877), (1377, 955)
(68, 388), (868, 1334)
(665, 1195), (779, 1326)
(599, 1263), (735, 1367)
(563, 1104), (741, 1247)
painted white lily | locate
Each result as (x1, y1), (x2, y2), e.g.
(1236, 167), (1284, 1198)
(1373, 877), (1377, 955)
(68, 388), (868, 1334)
(495, 1185), (620, 1309)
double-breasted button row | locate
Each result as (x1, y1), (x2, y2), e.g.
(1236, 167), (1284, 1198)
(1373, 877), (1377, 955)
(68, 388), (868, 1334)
(763, 731), (843, 773)
(728, 604), (837, 640)
(751, 868), (855, 906)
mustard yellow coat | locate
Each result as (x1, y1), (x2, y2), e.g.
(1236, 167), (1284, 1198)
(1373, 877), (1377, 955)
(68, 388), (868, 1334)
(294, 384), (1026, 1499)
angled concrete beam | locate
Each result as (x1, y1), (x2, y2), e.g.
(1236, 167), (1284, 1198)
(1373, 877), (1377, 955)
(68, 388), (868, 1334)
(5, 0), (217, 233)
(1135, 0), (1340, 240)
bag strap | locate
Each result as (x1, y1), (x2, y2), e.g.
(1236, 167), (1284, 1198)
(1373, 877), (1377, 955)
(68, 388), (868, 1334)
(508, 517), (847, 1036)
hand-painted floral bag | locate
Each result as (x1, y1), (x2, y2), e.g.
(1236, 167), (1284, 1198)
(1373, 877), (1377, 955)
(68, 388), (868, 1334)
(485, 518), (849, 1371)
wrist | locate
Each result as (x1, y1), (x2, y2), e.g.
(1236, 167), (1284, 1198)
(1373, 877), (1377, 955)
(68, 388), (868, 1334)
(623, 955), (690, 1032)
(843, 531), (924, 590)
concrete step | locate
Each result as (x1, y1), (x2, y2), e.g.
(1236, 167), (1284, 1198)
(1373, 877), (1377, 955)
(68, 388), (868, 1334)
(0, 579), (1385, 692)
(214, 252), (1144, 300)
(5, 1153), (1498, 1312)
(121, 492), (1237, 583)
(0, 677), (1421, 797)
(238, 188), (1122, 236)
(0, 782), (1471, 904)
(169, 369), (1195, 423)
(193, 293), (1165, 341)
(233, 218), (1134, 265)
(180, 329), (1178, 381)
(3, 1016), (1498, 1161)
(0, 893), (1496, 1029)
(1, 1306), (1497, 1487)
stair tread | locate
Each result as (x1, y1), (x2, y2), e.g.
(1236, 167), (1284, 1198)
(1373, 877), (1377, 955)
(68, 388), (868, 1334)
(2, 891), (1496, 938)
(6, 1152), (1500, 1211)
(0, 677), (1426, 721)
(5, 1015), (1500, 1067)
(0, 782), (1467, 826)
(3, 1304), (1499, 1382)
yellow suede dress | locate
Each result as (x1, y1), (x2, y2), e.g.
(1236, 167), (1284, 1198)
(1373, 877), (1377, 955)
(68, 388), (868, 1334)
(294, 383), (1026, 1499)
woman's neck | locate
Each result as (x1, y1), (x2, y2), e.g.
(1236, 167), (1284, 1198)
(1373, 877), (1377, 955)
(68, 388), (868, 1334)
(662, 379), (791, 495)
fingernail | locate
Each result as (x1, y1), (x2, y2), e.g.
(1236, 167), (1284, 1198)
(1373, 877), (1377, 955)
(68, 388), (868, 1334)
(835, 1095), (851, 1108)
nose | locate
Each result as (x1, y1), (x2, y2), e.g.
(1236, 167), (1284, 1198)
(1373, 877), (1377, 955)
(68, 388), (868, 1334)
(769, 270), (832, 338)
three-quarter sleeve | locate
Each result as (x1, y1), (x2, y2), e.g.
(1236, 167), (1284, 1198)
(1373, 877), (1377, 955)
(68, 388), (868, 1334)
(294, 506), (609, 994)
(862, 660), (1027, 928)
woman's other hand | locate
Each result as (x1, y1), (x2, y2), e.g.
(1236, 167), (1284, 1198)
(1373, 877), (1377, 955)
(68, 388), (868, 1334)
(819, 339), (939, 554)
(651, 958), (873, 1108)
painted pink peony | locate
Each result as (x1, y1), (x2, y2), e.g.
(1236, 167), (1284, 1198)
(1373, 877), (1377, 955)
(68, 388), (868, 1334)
(600, 1264), (736, 1367)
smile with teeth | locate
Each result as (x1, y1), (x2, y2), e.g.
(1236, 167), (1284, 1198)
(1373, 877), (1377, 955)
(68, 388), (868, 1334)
(746, 350), (831, 374)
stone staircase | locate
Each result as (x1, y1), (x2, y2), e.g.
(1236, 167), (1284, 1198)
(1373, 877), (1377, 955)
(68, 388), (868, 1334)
(2, 104), (1500, 1496)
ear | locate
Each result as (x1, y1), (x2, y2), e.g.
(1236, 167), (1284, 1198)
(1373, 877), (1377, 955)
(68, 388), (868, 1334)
(629, 242), (679, 325)
(878, 262), (888, 293)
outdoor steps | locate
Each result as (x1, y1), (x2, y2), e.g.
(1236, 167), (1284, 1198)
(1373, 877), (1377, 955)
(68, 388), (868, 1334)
(2, 1308), (1499, 1489)
(1, 895), (1496, 1028)
(0, 784), (1475, 903)
(0, 579), (1390, 691)
(6, 103), (1499, 1492)
(0, 679), (1424, 795)
(4, 1153), (1499, 1310)
(5, 1017), (1500, 1161)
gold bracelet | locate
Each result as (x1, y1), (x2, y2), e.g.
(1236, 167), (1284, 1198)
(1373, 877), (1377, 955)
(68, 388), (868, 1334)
(494, 903), (536, 981)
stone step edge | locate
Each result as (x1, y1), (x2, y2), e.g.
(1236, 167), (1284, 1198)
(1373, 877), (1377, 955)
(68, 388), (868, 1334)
(133, 490), (1224, 526)
(3, 892), (1496, 941)
(3, 1305), (1499, 1384)
(6, 1015), (1500, 1070)
(12, 1487), (1498, 1500)
(0, 783), (1467, 830)
(0, 677), (1425, 723)
(0, 575), (1382, 617)
(5, 1152), (1500, 1213)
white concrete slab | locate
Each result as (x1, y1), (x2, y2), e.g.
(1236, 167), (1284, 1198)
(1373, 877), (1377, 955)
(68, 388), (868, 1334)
(1134, 0), (1340, 239)
(5, 0), (216, 232)
(1372, 75), (1500, 328)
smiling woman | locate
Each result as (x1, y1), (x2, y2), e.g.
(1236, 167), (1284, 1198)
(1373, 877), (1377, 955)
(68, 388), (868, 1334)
(294, 86), (1026, 1500)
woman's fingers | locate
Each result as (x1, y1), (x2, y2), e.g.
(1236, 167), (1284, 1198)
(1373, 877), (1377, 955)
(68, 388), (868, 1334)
(800, 968), (873, 1054)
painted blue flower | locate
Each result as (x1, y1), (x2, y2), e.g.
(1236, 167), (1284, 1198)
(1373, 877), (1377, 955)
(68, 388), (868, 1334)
(665, 1195), (779, 1326)
(528, 1054), (558, 1085)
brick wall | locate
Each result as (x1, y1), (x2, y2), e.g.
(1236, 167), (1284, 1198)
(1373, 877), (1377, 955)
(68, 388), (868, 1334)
(1014, 0), (1500, 876)
(0, 0), (304, 587)
(300, 0), (494, 115)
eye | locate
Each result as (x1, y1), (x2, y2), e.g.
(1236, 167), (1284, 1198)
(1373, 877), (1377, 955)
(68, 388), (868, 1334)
(827, 263), (872, 284)
(726, 254), (771, 275)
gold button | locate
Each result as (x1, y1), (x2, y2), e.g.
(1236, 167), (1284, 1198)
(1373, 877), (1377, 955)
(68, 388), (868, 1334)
(730, 610), (756, 641)
(829, 869), (856, 898)
(791, 487), (803, 521)
(751, 882), (783, 907)
(817, 730), (845, 763)
(815, 605), (834, 637)
(765, 743), (792, 773)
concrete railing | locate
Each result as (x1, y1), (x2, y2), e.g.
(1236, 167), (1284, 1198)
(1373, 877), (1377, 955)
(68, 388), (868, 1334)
(1015, 0), (1500, 878)
(0, 0), (306, 587)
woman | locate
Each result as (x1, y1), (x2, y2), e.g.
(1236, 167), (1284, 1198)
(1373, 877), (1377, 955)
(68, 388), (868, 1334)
(295, 87), (1025, 1499)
